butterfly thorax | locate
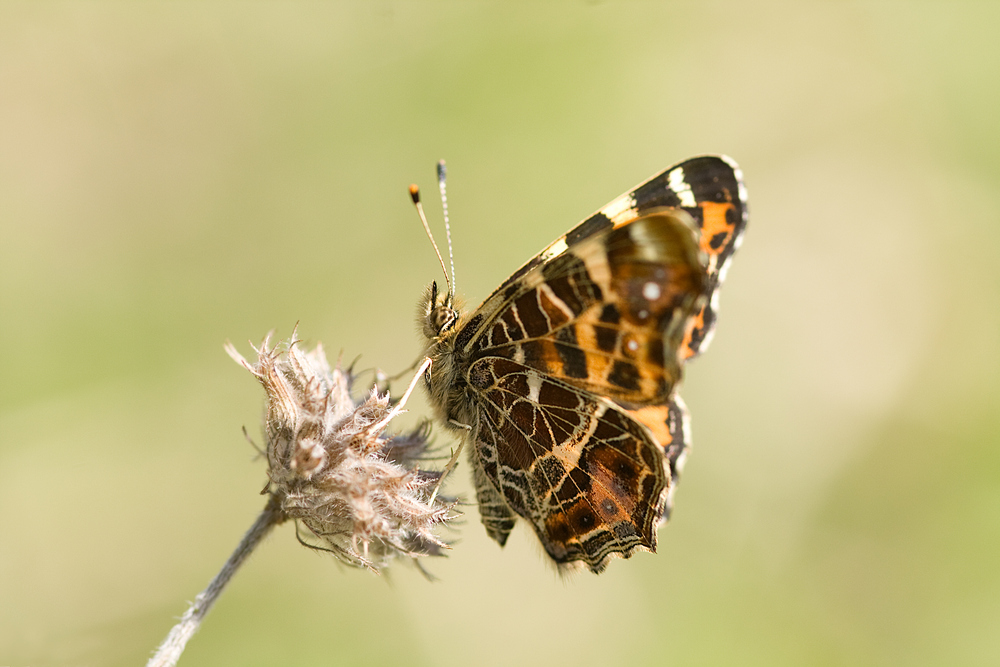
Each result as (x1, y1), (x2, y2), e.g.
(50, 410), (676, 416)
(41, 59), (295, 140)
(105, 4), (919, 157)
(418, 282), (480, 433)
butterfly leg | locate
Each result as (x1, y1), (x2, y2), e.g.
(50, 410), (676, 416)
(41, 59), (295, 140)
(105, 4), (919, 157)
(369, 357), (432, 433)
(429, 419), (471, 504)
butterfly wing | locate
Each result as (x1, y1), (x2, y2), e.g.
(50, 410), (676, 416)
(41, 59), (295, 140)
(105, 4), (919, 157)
(593, 155), (748, 359)
(469, 356), (669, 573)
(457, 208), (706, 409)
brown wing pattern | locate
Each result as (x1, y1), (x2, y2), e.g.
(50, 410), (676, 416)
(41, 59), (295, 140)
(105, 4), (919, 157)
(464, 210), (706, 409)
(468, 357), (667, 573)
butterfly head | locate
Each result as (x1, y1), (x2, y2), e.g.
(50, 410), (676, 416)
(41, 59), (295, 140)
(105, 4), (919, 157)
(419, 280), (460, 341)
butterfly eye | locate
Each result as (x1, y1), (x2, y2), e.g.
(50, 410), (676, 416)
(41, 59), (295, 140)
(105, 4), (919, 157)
(432, 306), (457, 334)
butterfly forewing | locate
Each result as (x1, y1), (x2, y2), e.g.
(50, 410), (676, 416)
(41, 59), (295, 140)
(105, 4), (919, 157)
(461, 209), (705, 409)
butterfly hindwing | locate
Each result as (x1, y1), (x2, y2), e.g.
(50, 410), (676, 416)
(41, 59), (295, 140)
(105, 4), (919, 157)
(470, 358), (667, 572)
(622, 393), (691, 523)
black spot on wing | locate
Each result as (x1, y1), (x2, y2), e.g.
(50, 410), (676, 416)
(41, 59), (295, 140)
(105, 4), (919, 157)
(595, 324), (617, 354)
(595, 303), (621, 354)
(685, 305), (717, 355)
(647, 337), (665, 368)
(599, 303), (620, 325)
(555, 324), (588, 379)
(727, 204), (740, 225)
(607, 360), (640, 390)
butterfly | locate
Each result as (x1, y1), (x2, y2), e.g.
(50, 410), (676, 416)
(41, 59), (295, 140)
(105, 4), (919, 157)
(417, 155), (747, 573)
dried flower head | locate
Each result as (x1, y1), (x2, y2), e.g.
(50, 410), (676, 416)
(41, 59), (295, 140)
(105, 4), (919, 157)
(226, 332), (456, 572)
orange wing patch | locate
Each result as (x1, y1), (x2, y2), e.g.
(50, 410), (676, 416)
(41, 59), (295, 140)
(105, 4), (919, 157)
(698, 201), (736, 274)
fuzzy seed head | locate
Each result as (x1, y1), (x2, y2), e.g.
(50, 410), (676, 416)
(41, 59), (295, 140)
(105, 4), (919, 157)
(226, 332), (456, 572)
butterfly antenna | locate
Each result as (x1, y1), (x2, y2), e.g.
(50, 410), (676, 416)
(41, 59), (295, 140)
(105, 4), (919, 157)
(409, 183), (452, 298)
(437, 159), (456, 302)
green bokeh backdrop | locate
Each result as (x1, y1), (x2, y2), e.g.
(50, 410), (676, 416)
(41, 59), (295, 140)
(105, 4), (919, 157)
(2, 3), (999, 666)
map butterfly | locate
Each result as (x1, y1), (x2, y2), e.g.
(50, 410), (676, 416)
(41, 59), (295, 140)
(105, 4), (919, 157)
(417, 155), (747, 573)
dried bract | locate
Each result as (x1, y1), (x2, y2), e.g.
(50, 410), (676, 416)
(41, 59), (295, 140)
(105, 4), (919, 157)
(226, 334), (455, 572)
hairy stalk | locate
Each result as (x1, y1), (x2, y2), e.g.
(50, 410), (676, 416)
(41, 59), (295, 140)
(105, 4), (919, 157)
(147, 495), (286, 667)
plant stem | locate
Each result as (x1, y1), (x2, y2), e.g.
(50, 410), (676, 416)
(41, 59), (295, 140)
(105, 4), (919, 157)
(147, 494), (285, 667)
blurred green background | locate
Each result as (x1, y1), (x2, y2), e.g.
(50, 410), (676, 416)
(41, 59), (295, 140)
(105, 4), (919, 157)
(2, 2), (999, 666)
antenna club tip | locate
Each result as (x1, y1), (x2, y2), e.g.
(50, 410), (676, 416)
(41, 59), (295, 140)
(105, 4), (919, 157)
(437, 160), (447, 181)
(409, 184), (420, 203)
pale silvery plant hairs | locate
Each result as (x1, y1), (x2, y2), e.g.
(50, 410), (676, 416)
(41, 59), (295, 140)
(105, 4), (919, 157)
(147, 330), (458, 667)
